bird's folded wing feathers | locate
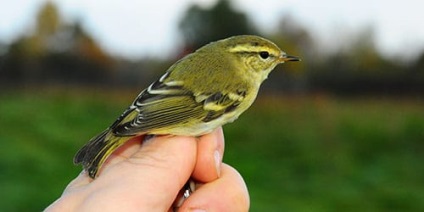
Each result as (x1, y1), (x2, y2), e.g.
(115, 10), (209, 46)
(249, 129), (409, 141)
(111, 75), (246, 136)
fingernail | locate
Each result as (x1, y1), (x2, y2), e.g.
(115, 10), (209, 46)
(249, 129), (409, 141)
(214, 150), (221, 177)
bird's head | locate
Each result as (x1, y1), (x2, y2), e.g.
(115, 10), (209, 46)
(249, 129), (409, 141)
(219, 35), (300, 82)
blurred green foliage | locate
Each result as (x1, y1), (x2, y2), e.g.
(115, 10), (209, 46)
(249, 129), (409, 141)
(0, 91), (423, 211)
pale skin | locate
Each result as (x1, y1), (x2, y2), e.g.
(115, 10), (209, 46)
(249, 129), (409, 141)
(46, 127), (250, 211)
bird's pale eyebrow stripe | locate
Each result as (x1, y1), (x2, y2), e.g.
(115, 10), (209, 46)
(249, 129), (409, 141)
(228, 45), (268, 53)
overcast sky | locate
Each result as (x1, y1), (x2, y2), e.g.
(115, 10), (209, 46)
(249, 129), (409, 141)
(1, 0), (423, 60)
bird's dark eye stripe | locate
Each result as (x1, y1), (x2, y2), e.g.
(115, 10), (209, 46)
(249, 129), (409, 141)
(235, 51), (272, 59)
(259, 51), (270, 59)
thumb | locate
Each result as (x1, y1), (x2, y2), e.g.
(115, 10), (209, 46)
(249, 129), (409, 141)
(126, 135), (198, 191)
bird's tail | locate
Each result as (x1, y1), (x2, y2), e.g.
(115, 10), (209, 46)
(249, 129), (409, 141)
(74, 129), (130, 178)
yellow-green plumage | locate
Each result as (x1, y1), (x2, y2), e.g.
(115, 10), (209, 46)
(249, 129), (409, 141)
(74, 35), (300, 178)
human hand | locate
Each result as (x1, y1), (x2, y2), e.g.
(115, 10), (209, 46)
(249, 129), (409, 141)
(45, 128), (249, 211)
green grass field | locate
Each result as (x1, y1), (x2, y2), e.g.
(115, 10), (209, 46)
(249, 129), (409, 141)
(1, 90), (423, 211)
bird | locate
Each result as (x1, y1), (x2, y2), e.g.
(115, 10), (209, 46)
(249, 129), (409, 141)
(74, 35), (300, 178)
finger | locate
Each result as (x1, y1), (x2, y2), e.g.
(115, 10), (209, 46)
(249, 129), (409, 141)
(65, 170), (92, 190)
(192, 127), (225, 182)
(88, 135), (198, 210)
(101, 135), (145, 168)
(66, 135), (145, 190)
(180, 164), (250, 212)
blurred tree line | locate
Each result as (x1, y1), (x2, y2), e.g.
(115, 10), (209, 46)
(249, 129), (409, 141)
(0, 0), (423, 95)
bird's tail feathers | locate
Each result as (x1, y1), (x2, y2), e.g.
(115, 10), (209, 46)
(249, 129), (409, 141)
(74, 129), (128, 178)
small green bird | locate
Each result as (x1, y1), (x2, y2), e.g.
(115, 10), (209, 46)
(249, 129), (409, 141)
(74, 35), (300, 178)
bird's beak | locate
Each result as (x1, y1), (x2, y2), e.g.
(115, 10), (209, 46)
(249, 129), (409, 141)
(279, 54), (301, 63)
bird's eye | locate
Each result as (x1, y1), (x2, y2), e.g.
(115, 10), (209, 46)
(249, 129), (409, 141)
(259, 51), (269, 59)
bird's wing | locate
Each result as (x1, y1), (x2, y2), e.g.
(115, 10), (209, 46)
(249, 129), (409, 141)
(110, 72), (247, 136)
